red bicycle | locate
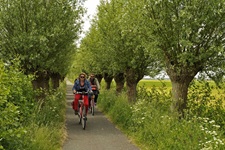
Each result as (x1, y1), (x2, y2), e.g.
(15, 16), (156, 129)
(90, 94), (95, 116)
(76, 91), (88, 130)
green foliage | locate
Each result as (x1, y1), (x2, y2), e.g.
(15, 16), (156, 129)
(75, 0), (161, 80)
(97, 80), (225, 149)
(25, 125), (63, 150)
(33, 88), (66, 126)
(26, 84), (66, 150)
(0, 60), (35, 150)
(0, 60), (66, 150)
(109, 94), (132, 128)
(0, 0), (84, 77)
(187, 80), (225, 134)
(84, 0), (225, 114)
(98, 90), (117, 113)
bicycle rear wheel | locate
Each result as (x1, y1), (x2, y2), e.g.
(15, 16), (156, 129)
(91, 99), (94, 116)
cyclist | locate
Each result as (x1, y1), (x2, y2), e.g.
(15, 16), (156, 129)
(88, 73), (100, 106)
(72, 73), (92, 115)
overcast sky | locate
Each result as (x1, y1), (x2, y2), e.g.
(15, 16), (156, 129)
(83, 0), (100, 32)
(76, 0), (100, 45)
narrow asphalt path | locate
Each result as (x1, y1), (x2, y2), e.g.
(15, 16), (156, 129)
(63, 80), (140, 150)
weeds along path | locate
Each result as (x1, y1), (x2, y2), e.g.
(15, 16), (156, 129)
(63, 80), (139, 150)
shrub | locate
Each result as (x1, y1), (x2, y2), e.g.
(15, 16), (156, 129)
(188, 80), (225, 134)
(97, 80), (225, 149)
(0, 60), (35, 150)
(26, 83), (66, 150)
(0, 60), (66, 150)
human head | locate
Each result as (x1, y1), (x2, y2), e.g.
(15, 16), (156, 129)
(90, 73), (95, 78)
(79, 72), (86, 80)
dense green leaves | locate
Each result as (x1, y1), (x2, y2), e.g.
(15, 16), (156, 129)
(0, 60), (35, 149)
(143, 0), (225, 72)
(0, 0), (85, 84)
(0, 59), (67, 149)
(140, 0), (225, 115)
(76, 0), (225, 114)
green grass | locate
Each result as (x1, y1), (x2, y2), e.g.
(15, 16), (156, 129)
(138, 79), (224, 97)
(138, 79), (172, 88)
(26, 82), (67, 150)
(26, 125), (64, 150)
(97, 79), (225, 150)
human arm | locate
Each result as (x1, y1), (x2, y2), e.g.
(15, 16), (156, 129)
(95, 78), (100, 90)
(72, 81), (78, 94)
(86, 80), (92, 92)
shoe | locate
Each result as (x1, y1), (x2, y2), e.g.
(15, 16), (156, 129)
(74, 110), (78, 115)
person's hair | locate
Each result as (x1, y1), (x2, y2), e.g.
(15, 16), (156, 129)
(90, 73), (95, 77)
(79, 72), (87, 78)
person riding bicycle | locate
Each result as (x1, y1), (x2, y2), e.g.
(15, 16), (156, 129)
(88, 73), (100, 106)
(72, 73), (92, 115)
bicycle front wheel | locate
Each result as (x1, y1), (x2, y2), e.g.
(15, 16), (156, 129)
(78, 106), (82, 124)
(82, 106), (86, 130)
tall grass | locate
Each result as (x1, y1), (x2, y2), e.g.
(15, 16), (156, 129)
(98, 80), (225, 149)
(26, 84), (67, 150)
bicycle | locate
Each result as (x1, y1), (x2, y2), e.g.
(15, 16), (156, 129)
(90, 94), (95, 116)
(76, 91), (88, 130)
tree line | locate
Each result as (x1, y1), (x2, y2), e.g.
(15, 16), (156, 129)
(71, 0), (225, 117)
(0, 0), (225, 117)
(0, 0), (85, 93)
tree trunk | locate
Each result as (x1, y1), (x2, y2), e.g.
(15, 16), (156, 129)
(170, 80), (190, 118)
(114, 73), (125, 95)
(95, 74), (103, 84)
(167, 67), (198, 118)
(50, 72), (61, 89)
(32, 71), (49, 90)
(32, 71), (50, 100)
(125, 68), (143, 103)
(103, 73), (113, 90)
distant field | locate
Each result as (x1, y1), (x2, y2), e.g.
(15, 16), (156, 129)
(138, 79), (218, 88)
(138, 79), (172, 89)
(138, 79), (225, 97)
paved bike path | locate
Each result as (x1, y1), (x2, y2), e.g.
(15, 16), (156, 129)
(63, 80), (139, 150)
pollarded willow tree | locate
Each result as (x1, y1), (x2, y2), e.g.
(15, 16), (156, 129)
(96, 0), (161, 101)
(70, 21), (111, 86)
(139, 0), (225, 117)
(0, 0), (84, 90)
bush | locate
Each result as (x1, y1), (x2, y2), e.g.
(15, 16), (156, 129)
(188, 80), (225, 134)
(0, 60), (66, 150)
(26, 83), (66, 150)
(33, 89), (66, 126)
(97, 80), (225, 149)
(0, 60), (35, 150)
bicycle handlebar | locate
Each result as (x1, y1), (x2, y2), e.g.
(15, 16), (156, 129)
(75, 91), (89, 95)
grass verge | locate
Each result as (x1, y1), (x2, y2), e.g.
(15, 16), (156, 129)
(97, 80), (225, 149)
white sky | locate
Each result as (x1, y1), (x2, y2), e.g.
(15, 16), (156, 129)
(76, 0), (100, 46)
(83, 0), (100, 32)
